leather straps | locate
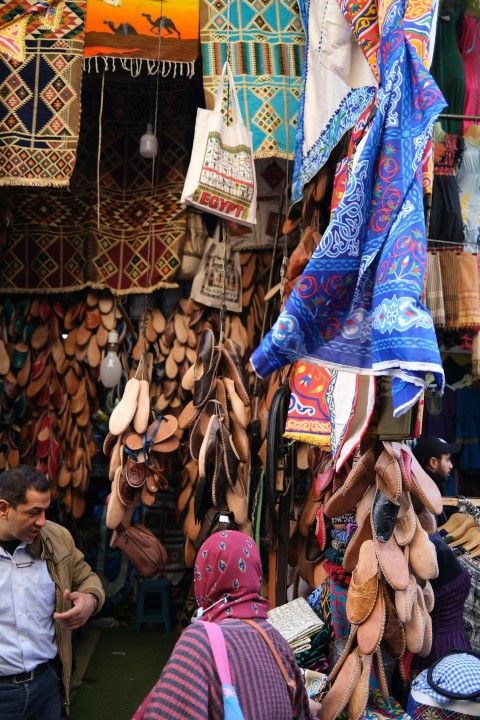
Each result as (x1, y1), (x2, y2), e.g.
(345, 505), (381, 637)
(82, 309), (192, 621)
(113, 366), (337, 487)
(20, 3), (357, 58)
(241, 619), (296, 705)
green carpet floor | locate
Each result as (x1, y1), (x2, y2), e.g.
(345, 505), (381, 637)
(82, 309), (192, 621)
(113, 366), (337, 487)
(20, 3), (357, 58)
(69, 626), (176, 720)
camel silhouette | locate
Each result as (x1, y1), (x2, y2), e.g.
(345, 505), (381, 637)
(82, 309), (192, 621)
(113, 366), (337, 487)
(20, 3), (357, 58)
(141, 13), (181, 38)
(104, 20), (137, 35)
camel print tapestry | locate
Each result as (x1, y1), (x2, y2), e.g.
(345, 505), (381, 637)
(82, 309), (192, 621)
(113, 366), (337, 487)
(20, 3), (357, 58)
(0, 70), (197, 293)
(200, 0), (304, 158)
(0, 0), (85, 187)
(83, 0), (198, 77)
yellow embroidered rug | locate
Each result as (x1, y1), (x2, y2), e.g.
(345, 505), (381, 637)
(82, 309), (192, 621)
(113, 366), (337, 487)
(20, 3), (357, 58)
(0, 0), (85, 187)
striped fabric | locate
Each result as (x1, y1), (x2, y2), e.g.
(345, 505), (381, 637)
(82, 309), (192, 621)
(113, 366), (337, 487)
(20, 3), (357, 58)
(439, 251), (460, 330)
(426, 252), (446, 328)
(457, 252), (480, 331)
(143, 618), (313, 720)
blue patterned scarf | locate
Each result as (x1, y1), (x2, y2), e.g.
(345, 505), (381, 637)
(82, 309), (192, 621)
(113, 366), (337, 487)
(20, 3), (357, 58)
(251, 0), (445, 417)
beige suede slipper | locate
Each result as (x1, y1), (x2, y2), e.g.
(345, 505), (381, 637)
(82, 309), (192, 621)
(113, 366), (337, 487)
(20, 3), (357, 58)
(408, 515), (439, 581)
(109, 378), (140, 436)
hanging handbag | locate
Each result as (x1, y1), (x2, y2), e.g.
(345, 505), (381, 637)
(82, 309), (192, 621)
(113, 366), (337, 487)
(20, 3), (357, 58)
(181, 61), (257, 227)
(112, 523), (167, 579)
(190, 223), (243, 313)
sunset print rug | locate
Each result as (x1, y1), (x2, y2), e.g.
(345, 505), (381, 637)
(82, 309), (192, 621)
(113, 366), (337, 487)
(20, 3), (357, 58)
(84, 0), (199, 76)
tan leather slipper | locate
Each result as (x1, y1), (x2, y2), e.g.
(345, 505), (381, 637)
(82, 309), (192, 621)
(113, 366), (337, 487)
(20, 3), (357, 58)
(393, 491), (416, 546)
(408, 515), (439, 581)
(372, 523), (409, 591)
(346, 539), (379, 624)
(394, 573), (417, 624)
(348, 651), (372, 720)
(357, 583), (386, 656)
(321, 650), (362, 720)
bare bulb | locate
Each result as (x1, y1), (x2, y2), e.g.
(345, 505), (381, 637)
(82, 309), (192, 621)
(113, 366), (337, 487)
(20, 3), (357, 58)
(100, 330), (122, 387)
(139, 123), (158, 158)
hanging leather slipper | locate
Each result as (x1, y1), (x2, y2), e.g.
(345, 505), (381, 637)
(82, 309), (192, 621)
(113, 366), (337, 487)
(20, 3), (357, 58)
(372, 521), (409, 591)
(133, 379), (150, 434)
(394, 573), (417, 624)
(192, 330), (221, 408)
(373, 648), (390, 699)
(324, 448), (375, 519)
(348, 651), (373, 720)
(357, 583), (386, 656)
(109, 378), (140, 436)
(221, 339), (250, 407)
(375, 448), (402, 501)
(346, 539), (379, 624)
(393, 491), (416, 546)
(408, 515), (439, 581)
(321, 650), (362, 720)
(403, 448), (443, 515)
(343, 509), (373, 573)
(371, 489), (400, 543)
(381, 587), (406, 660)
(404, 583), (426, 654)
(417, 506), (437, 535)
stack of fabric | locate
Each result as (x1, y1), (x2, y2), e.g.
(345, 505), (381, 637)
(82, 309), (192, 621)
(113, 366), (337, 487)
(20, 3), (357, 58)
(267, 596), (325, 654)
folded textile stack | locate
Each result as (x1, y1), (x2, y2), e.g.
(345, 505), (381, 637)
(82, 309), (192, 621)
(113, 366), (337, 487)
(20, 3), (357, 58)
(267, 597), (325, 653)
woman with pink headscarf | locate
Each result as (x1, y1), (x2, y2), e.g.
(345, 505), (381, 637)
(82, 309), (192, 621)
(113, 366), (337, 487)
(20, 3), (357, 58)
(137, 531), (318, 719)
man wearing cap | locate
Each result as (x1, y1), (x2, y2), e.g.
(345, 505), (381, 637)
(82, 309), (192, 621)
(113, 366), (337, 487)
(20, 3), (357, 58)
(0, 465), (105, 719)
(412, 436), (461, 497)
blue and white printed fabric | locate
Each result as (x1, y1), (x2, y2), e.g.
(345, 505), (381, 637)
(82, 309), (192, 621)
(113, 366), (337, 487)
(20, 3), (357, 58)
(251, 0), (445, 418)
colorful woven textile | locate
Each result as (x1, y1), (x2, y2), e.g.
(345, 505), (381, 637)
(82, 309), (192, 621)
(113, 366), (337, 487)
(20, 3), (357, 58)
(83, 0), (198, 77)
(251, 0), (445, 418)
(457, 252), (480, 331)
(0, 70), (196, 293)
(367, 688), (412, 720)
(291, 0), (377, 202)
(199, 0), (304, 158)
(426, 252), (446, 328)
(439, 251), (460, 330)
(0, 0), (85, 187)
(284, 361), (332, 446)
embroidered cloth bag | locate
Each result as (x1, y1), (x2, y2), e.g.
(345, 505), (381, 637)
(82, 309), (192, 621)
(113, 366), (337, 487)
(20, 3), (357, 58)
(181, 61), (257, 227)
(190, 224), (242, 313)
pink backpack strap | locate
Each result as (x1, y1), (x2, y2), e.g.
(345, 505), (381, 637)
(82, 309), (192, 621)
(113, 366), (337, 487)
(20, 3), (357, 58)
(203, 621), (232, 686)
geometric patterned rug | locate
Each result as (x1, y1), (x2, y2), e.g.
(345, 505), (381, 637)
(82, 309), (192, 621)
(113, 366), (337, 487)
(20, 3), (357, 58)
(199, 0), (305, 159)
(0, 0), (85, 187)
(0, 69), (199, 293)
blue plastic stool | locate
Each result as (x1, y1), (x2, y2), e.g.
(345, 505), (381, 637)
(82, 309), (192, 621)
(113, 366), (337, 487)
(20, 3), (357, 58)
(135, 578), (171, 632)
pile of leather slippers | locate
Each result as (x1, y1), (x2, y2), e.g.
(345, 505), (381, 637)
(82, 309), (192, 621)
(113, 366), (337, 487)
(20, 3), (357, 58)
(318, 440), (444, 720)
(102, 370), (181, 536)
(176, 327), (252, 566)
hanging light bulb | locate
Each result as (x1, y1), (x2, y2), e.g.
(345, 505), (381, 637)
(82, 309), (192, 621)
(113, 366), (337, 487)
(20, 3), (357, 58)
(139, 123), (158, 158)
(100, 330), (123, 387)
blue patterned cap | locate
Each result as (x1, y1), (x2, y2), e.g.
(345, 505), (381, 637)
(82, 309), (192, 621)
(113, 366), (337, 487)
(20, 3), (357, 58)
(412, 653), (480, 703)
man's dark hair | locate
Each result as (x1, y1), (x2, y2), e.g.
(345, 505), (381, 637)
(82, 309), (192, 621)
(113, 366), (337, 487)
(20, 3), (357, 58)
(0, 465), (50, 508)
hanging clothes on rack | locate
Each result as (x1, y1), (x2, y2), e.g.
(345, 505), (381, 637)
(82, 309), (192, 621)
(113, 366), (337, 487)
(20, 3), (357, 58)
(457, 131), (480, 249)
(429, 124), (464, 244)
(429, 0), (467, 136)
(458, 2), (480, 135)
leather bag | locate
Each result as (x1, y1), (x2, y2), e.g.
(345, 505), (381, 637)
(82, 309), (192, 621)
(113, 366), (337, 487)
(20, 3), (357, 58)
(113, 524), (167, 579)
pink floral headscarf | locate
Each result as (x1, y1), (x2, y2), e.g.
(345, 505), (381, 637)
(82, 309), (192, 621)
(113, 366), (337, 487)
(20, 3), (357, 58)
(194, 531), (269, 622)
